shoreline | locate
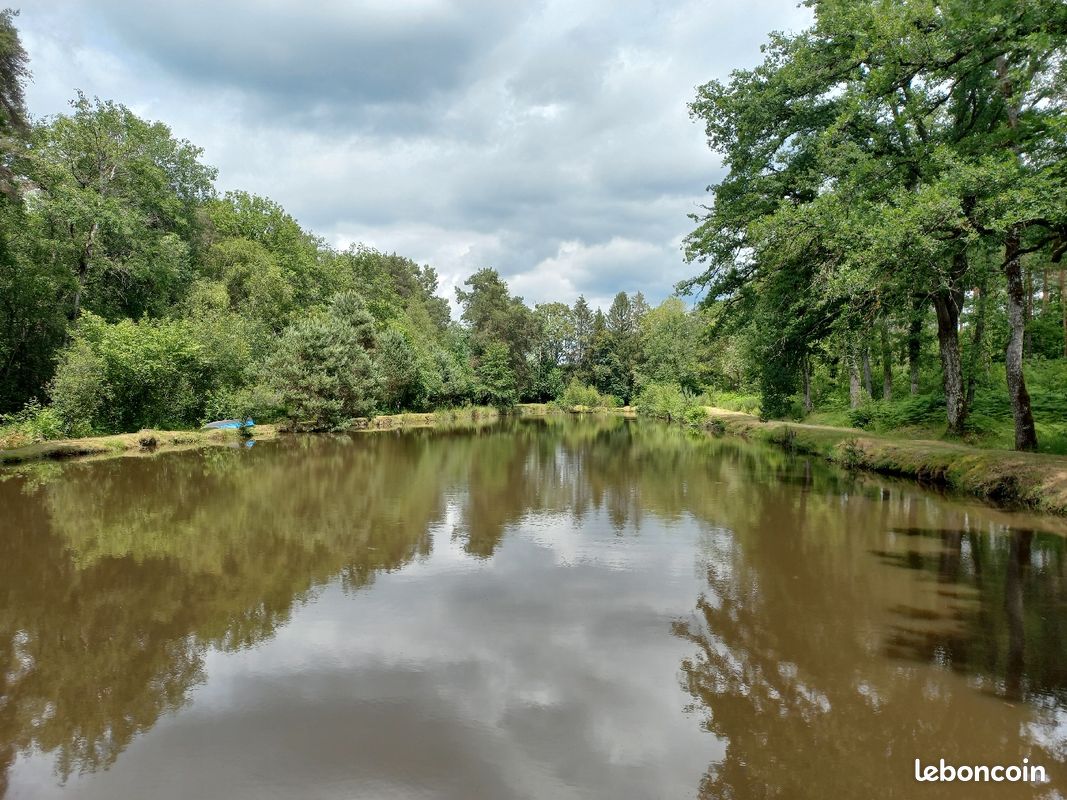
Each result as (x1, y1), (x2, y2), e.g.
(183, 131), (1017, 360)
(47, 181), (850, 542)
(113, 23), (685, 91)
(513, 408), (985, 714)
(5, 405), (1066, 517)
(705, 407), (1067, 516)
(0, 425), (281, 466)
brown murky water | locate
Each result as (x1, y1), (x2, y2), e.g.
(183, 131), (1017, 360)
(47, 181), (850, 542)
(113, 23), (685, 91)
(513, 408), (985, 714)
(1, 417), (1065, 799)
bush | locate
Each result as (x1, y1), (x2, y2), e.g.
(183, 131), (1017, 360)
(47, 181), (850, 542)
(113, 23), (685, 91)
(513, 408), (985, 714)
(703, 389), (761, 416)
(49, 338), (107, 436)
(49, 312), (255, 434)
(634, 381), (705, 425)
(559, 379), (601, 408)
(683, 404), (710, 426)
(556, 379), (621, 409)
(0, 399), (65, 447)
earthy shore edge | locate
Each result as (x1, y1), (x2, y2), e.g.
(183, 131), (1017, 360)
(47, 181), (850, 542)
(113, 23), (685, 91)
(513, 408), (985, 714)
(4, 405), (1065, 517)
(0, 405), (551, 465)
(0, 425), (282, 465)
(705, 407), (1067, 517)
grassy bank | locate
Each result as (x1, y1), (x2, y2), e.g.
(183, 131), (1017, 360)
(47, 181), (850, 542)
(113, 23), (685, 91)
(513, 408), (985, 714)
(706, 407), (1067, 516)
(0, 425), (280, 466)
(0, 407), (506, 465)
(518, 403), (636, 416)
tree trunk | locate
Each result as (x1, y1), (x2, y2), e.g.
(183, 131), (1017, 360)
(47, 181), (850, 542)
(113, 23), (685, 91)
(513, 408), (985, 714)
(1004, 227), (1039, 450)
(71, 222), (99, 321)
(932, 286), (966, 435)
(847, 346), (863, 409)
(1042, 269), (1049, 313)
(880, 322), (892, 401)
(965, 276), (987, 411)
(907, 296), (923, 395)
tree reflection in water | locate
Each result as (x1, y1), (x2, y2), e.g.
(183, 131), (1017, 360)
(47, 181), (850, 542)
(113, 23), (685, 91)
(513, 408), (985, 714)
(0, 418), (1065, 798)
(675, 471), (1067, 798)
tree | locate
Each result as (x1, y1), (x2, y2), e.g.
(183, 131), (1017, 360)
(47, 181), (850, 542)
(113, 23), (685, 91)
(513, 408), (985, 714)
(684, 0), (1067, 447)
(201, 237), (294, 331)
(639, 297), (705, 393)
(570, 295), (594, 374)
(262, 291), (380, 427)
(26, 94), (216, 322)
(531, 302), (574, 400)
(475, 341), (517, 408)
(375, 327), (424, 412)
(455, 268), (535, 397)
(0, 8), (29, 198)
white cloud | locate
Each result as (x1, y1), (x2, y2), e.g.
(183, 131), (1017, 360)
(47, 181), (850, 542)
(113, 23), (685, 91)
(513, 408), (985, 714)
(16, 0), (812, 312)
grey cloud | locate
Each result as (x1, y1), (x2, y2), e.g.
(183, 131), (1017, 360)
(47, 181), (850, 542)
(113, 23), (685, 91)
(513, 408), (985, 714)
(85, 0), (537, 113)
(19, 0), (812, 310)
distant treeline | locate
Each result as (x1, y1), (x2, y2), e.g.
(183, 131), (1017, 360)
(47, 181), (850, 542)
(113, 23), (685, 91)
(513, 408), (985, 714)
(0, 11), (716, 438)
(2, 3), (1067, 451)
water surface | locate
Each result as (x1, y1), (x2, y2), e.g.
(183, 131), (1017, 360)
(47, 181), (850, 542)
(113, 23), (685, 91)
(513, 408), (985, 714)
(1, 417), (1065, 798)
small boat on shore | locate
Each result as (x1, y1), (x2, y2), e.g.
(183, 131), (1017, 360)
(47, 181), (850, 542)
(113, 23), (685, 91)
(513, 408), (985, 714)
(202, 419), (255, 430)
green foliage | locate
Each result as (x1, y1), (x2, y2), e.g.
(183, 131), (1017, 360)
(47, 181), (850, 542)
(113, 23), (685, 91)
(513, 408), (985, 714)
(457, 268), (536, 396)
(558, 380), (604, 408)
(703, 390), (761, 416)
(0, 399), (64, 447)
(375, 327), (425, 412)
(26, 93), (216, 321)
(49, 338), (107, 437)
(49, 311), (255, 434)
(638, 297), (706, 392)
(261, 291), (381, 428)
(683, 0), (1067, 447)
(634, 381), (706, 425)
(475, 341), (517, 409)
(832, 359), (1067, 454)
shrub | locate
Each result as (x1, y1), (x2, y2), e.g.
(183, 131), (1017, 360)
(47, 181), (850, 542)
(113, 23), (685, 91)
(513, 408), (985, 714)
(0, 399), (65, 447)
(556, 380), (621, 409)
(49, 312), (255, 434)
(49, 338), (108, 436)
(683, 404), (710, 427)
(559, 379), (602, 408)
(634, 381), (705, 424)
(704, 389), (761, 416)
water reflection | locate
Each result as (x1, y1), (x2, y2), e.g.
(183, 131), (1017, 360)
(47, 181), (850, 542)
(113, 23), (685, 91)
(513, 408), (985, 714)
(675, 479), (1067, 797)
(0, 418), (1065, 798)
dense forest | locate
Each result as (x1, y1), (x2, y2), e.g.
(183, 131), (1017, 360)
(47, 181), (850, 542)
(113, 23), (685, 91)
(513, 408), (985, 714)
(1, 1), (1066, 453)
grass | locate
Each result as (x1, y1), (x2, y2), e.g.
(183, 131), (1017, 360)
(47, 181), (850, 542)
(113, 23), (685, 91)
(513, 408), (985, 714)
(520, 402), (635, 416)
(705, 406), (1067, 516)
(804, 360), (1067, 455)
(0, 425), (279, 465)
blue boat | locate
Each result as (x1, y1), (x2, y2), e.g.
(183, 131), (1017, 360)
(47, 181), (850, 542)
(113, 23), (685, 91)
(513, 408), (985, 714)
(202, 418), (255, 430)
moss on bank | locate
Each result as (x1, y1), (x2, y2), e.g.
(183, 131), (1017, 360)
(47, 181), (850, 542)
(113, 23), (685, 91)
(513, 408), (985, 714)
(706, 407), (1067, 516)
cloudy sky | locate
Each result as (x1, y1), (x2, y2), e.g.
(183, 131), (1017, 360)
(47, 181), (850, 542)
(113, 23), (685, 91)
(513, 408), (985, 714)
(17, 0), (809, 312)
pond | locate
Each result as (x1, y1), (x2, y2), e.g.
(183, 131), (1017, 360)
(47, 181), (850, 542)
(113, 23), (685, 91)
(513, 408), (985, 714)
(1, 417), (1064, 799)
